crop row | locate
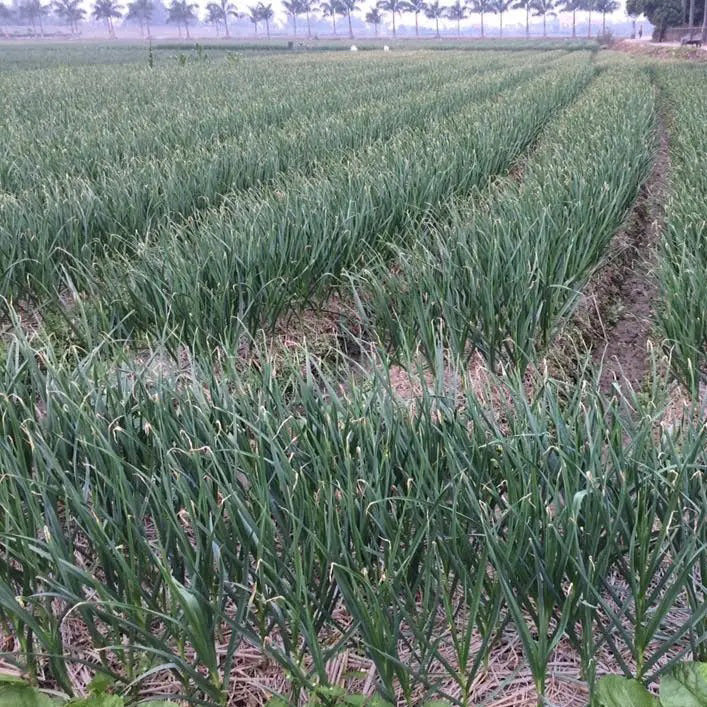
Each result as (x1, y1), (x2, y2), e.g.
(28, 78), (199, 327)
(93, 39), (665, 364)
(0, 50), (563, 298)
(654, 64), (707, 393)
(0, 329), (703, 705)
(84, 53), (594, 349)
(356, 63), (656, 371)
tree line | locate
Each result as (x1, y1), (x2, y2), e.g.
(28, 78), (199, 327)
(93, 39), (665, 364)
(0, 0), (645, 40)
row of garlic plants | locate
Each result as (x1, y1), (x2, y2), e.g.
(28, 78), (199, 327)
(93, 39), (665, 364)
(654, 63), (707, 394)
(354, 63), (656, 373)
(85, 53), (594, 350)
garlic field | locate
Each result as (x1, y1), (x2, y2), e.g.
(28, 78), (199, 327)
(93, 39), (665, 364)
(0, 45), (705, 706)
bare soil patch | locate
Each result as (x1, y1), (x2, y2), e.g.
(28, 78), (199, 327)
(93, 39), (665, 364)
(614, 39), (707, 62)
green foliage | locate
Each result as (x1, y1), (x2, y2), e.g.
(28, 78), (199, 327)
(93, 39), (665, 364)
(0, 673), (178, 706)
(597, 663), (707, 707)
(0, 49), (704, 707)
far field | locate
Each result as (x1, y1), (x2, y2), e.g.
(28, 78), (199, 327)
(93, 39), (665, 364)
(0, 42), (705, 706)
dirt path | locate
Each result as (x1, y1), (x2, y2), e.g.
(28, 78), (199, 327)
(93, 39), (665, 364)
(589, 112), (669, 394)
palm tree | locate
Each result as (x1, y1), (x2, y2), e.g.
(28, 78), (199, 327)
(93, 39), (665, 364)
(446, 0), (468, 35)
(126, 0), (153, 36)
(365, 5), (382, 33)
(339, 0), (359, 37)
(0, 3), (12, 35)
(247, 4), (260, 32)
(512, 0), (531, 35)
(582, 0), (594, 37)
(377, 0), (404, 36)
(530, 0), (555, 36)
(299, 0), (316, 36)
(167, 0), (197, 38)
(320, 0), (341, 33)
(206, 0), (237, 36)
(20, 0), (50, 35)
(424, 0), (444, 36)
(206, 2), (223, 32)
(257, 1), (273, 37)
(469, 0), (492, 37)
(559, 0), (580, 36)
(401, 0), (425, 36)
(54, 0), (85, 33)
(491, 0), (511, 34)
(282, 0), (301, 35)
(93, 0), (122, 36)
(594, 0), (616, 33)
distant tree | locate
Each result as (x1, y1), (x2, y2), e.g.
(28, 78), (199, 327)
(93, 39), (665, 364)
(491, 0), (512, 35)
(582, 0), (594, 36)
(401, 0), (426, 36)
(20, 0), (50, 35)
(365, 4), (382, 32)
(626, 0), (682, 39)
(93, 0), (122, 36)
(594, 0), (617, 33)
(530, 0), (555, 35)
(299, 0), (316, 36)
(469, 0), (492, 37)
(206, 0), (237, 36)
(424, 0), (444, 35)
(559, 0), (581, 36)
(0, 2), (13, 35)
(126, 0), (153, 36)
(282, 0), (301, 34)
(246, 3), (260, 32)
(377, 0), (404, 35)
(446, 0), (468, 35)
(320, 0), (342, 33)
(512, 0), (532, 35)
(339, 0), (359, 37)
(206, 2), (223, 32)
(166, 0), (197, 37)
(256, 1), (273, 37)
(54, 0), (85, 33)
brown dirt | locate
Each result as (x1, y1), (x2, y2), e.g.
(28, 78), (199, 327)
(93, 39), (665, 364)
(614, 39), (707, 62)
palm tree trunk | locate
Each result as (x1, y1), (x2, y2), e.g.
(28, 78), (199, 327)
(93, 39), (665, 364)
(392, 11), (396, 36)
(702, 1), (707, 42)
(348, 10), (353, 37)
(306, 9), (311, 37)
(415, 11), (419, 35)
(185, 21), (190, 38)
(587, 9), (591, 37)
(480, 11), (484, 37)
(435, 16), (439, 36)
(602, 11), (605, 34)
(499, 11), (503, 37)
(38, 13), (44, 36)
(293, 14), (297, 35)
(688, 0), (694, 26)
(457, 17), (460, 35)
(224, 14), (230, 37)
(572, 9), (575, 37)
(543, 13), (546, 36)
(526, 5), (529, 36)
(332, 14), (336, 34)
(265, 17), (270, 38)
